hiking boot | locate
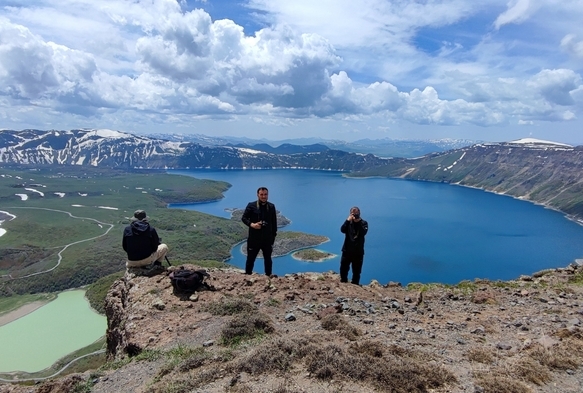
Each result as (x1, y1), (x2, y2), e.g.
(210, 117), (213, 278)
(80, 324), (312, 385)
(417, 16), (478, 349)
(130, 262), (167, 277)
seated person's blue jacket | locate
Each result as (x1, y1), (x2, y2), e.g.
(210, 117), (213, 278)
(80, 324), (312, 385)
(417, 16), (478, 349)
(122, 220), (160, 261)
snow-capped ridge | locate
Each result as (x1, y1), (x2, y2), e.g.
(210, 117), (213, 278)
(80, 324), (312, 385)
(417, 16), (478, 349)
(508, 138), (573, 147)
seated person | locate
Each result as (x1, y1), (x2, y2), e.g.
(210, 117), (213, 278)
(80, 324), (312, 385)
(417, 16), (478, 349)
(122, 210), (168, 269)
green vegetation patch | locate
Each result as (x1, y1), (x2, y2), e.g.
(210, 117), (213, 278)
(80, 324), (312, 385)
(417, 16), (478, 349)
(0, 208), (106, 248)
(292, 248), (334, 262)
(85, 271), (125, 314)
(0, 337), (107, 381)
(0, 292), (57, 315)
(0, 166), (247, 297)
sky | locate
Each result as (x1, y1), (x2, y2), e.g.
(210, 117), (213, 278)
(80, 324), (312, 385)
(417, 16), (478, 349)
(1, 0), (582, 144)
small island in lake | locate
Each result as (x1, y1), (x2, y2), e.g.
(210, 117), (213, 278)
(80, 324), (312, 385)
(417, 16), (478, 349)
(292, 248), (336, 262)
(240, 231), (332, 258)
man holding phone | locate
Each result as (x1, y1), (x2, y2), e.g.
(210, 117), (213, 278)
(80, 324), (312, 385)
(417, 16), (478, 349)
(241, 187), (278, 276)
(340, 206), (368, 285)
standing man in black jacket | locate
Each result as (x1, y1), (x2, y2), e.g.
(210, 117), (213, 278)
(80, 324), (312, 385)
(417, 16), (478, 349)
(241, 187), (277, 276)
(123, 210), (168, 269)
(340, 206), (368, 285)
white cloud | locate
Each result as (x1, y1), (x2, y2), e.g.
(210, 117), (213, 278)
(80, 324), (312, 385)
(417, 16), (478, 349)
(0, 0), (583, 143)
(529, 69), (581, 106)
(561, 34), (583, 58)
(494, 0), (537, 30)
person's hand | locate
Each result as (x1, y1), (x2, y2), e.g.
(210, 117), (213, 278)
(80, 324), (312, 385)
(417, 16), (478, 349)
(347, 214), (354, 221)
(251, 222), (261, 229)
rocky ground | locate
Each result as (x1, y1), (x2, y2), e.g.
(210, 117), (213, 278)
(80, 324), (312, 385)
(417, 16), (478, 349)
(3, 263), (583, 393)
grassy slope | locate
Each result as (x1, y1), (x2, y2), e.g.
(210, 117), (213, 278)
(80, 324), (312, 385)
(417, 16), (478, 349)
(0, 166), (247, 309)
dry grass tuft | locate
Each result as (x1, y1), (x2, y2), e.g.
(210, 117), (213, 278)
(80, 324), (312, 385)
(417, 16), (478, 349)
(387, 343), (436, 362)
(556, 327), (583, 340)
(178, 349), (209, 372)
(147, 368), (218, 393)
(466, 347), (495, 364)
(147, 379), (191, 393)
(228, 337), (454, 392)
(471, 291), (498, 305)
(271, 381), (300, 393)
(349, 340), (384, 358)
(474, 374), (530, 393)
(529, 344), (581, 371)
(304, 343), (456, 392)
(232, 337), (318, 375)
(320, 314), (360, 341)
(511, 357), (551, 385)
(202, 297), (256, 316)
(225, 382), (253, 393)
(235, 342), (294, 374)
(220, 312), (274, 346)
(248, 384), (299, 393)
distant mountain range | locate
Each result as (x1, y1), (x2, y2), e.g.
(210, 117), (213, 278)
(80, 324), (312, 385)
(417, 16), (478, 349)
(353, 138), (583, 221)
(0, 129), (388, 171)
(147, 132), (477, 158)
(1, 129), (582, 221)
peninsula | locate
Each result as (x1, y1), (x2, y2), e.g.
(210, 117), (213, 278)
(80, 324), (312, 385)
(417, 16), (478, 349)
(229, 208), (331, 260)
(239, 231), (331, 259)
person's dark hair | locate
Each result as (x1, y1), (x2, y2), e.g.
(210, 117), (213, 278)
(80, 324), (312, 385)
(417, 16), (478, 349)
(131, 209), (149, 222)
(257, 187), (269, 193)
(350, 206), (360, 214)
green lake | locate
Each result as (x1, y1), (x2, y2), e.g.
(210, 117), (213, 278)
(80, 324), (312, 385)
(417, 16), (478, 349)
(0, 289), (106, 373)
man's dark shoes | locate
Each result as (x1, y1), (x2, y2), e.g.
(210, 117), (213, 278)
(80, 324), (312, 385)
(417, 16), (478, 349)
(133, 261), (167, 277)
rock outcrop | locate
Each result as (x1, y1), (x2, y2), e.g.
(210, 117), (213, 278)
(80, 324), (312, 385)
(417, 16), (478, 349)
(4, 263), (583, 393)
(96, 263), (583, 393)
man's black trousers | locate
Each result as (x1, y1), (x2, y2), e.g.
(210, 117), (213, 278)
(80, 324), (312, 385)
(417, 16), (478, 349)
(245, 243), (273, 276)
(340, 252), (364, 285)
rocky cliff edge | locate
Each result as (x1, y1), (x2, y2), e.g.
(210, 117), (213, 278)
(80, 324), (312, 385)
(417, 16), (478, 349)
(4, 264), (583, 393)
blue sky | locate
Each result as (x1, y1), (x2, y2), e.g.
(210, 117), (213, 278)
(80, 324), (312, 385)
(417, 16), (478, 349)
(1, 0), (582, 144)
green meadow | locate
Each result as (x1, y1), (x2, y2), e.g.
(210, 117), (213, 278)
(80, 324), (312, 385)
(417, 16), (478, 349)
(0, 165), (247, 313)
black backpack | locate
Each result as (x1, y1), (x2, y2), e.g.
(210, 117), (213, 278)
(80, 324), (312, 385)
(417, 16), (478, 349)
(169, 268), (210, 293)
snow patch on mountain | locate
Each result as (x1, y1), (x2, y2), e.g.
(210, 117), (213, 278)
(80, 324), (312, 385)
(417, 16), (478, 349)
(509, 138), (573, 147)
(236, 147), (265, 155)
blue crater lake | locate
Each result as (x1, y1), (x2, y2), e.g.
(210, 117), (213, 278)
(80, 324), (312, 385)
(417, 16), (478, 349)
(168, 169), (583, 285)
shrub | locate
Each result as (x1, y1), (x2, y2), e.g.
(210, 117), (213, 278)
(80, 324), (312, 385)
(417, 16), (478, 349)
(511, 357), (551, 385)
(474, 375), (530, 393)
(466, 347), (495, 364)
(203, 297), (256, 316)
(320, 314), (360, 341)
(221, 312), (274, 346)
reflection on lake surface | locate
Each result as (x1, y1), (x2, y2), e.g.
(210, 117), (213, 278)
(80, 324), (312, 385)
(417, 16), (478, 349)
(0, 290), (106, 373)
(169, 169), (583, 285)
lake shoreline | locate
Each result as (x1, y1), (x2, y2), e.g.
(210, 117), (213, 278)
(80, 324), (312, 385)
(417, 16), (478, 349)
(345, 173), (583, 229)
(0, 301), (49, 327)
(170, 169), (583, 285)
